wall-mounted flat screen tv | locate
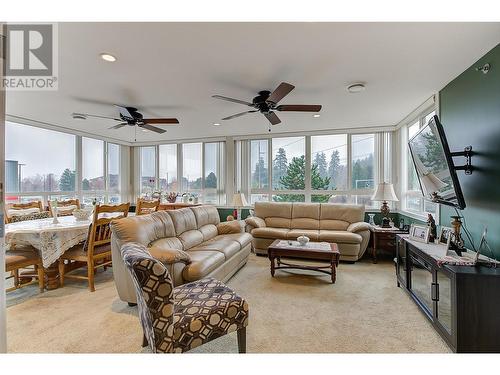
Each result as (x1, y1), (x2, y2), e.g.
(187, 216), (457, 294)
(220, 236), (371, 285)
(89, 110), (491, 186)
(408, 115), (466, 209)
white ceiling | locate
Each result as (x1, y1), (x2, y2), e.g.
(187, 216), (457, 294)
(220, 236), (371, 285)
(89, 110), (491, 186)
(6, 22), (500, 144)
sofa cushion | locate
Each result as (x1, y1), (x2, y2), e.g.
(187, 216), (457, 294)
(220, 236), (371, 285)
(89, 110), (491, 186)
(252, 227), (290, 239)
(290, 203), (320, 230)
(182, 251), (225, 282)
(149, 237), (184, 251)
(190, 238), (241, 260)
(217, 220), (242, 234)
(191, 205), (220, 227)
(215, 233), (252, 248)
(167, 208), (197, 235)
(255, 202), (292, 228)
(319, 230), (362, 244)
(178, 229), (204, 250)
(198, 224), (218, 241)
(318, 219), (350, 231)
(110, 211), (176, 246)
(320, 203), (364, 224)
(286, 229), (320, 241)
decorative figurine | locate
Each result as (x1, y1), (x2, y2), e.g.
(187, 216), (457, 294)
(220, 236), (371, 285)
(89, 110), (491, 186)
(427, 213), (437, 242)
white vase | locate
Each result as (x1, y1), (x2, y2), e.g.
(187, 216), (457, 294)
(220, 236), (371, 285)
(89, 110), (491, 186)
(368, 213), (376, 226)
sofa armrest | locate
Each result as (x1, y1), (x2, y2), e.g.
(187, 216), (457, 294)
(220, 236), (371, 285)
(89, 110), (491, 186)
(217, 220), (244, 234)
(347, 222), (372, 233)
(148, 245), (192, 265)
(245, 216), (266, 229)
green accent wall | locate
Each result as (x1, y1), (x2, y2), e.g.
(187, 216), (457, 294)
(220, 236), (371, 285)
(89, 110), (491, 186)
(439, 43), (500, 260)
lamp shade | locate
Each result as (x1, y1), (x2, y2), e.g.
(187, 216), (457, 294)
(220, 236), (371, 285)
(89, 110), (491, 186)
(232, 193), (248, 207)
(371, 182), (399, 202)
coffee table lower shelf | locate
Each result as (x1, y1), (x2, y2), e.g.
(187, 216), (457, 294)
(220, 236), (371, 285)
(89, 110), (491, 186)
(267, 240), (340, 284)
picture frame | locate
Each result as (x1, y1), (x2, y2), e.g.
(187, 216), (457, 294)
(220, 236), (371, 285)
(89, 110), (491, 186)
(409, 224), (431, 243)
(438, 226), (454, 248)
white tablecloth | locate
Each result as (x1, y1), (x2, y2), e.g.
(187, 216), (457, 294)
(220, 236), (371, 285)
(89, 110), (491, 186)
(5, 216), (91, 267)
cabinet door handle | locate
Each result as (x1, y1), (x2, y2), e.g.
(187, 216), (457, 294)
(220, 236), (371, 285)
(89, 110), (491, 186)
(431, 283), (439, 301)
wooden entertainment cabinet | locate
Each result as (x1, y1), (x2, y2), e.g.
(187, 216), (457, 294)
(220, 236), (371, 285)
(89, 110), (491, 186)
(396, 235), (500, 353)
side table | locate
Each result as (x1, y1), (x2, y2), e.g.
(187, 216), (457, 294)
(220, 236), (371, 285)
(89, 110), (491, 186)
(370, 226), (409, 263)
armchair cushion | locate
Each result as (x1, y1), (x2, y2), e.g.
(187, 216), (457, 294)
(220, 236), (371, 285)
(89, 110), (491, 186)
(347, 222), (372, 233)
(217, 220), (242, 235)
(149, 245), (192, 265)
(244, 216), (266, 229)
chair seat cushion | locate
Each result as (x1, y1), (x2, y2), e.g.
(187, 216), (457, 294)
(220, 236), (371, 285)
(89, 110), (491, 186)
(319, 230), (362, 244)
(251, 227), (290, 239)
(286, 229), (320, 241)
(6, 250), (41, 270)
(60, 243), (111, 260)
(9, 211), (50, 223)
(172, 278), (249, 353)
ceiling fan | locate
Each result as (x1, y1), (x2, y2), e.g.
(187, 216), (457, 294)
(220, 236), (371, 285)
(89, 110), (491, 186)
(71, 105), (179, 134)
(212, 82), (322, 126)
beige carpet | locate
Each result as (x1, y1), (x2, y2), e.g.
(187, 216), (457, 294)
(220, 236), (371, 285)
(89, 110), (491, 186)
(6, 254), (450, 353)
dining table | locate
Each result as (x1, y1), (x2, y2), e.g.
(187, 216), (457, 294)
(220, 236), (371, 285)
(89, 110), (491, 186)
(5, 216), (92, 289)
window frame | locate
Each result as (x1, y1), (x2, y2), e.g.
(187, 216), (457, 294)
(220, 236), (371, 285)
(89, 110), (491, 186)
(240, 132), (382, 206)
(138, 141), (226, 205)
(401, 106), (440, 220)
(5, 121), (123, 206)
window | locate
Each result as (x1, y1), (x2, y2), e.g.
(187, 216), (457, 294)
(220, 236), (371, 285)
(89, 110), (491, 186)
(159, 144), (177, 191)
(243, 133), (380, 205)
(82, 137), (105, 192)
(140, 146), (156, 193)
(107, 143), (121, 203)
(403, 109), (438, 217)
(351, 134), (375, 190)
(204, 142), (221, 204)
(311, 134), (347, 191)
(182, 143), (203, 192)
(250, 139), (268, 190)
(5, 122), (122, 205)
(5, 122), (76, 195)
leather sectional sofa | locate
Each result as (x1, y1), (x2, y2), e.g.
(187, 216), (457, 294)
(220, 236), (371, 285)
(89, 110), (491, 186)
(245, 202), (371, 262)
(110, 205), (252, 304)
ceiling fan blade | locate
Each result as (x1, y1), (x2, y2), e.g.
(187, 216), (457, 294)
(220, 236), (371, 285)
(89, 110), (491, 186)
(222, 110), (258, 120)
(267, 82), (295, 104)
(276, 104), (322, 112)
(212, 95), (253, 106)
(264, 112), (281, 125)
(139, 124), (166, 134)
(114, 105), (135, 119)
(143, 118), (179, 124)
(109, 123), (128, 130)
(75, 113), (122, 121)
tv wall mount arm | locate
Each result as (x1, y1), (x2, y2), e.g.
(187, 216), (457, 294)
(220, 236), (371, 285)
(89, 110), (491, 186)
(451, 146), (473, 175)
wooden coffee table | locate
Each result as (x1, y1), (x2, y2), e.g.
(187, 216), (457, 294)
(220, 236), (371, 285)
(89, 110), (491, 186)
(267, 239), (340, 283)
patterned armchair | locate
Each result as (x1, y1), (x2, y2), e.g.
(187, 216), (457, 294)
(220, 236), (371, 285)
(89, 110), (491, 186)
(121, 242), (249, 353)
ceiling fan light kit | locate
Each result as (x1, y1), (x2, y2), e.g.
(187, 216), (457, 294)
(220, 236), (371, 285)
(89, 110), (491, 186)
(212, 81), (322, 126)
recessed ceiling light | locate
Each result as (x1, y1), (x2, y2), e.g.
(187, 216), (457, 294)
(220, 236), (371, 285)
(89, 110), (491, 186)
(313, 114), (321, 118)
(100, 53), (117, 62)
(347, 83), (366, 93)
(213, 123), (221, 126)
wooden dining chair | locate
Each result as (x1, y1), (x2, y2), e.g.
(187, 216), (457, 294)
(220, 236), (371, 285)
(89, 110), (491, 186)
(135, 198), (160, 215)
(4, 200), (47, 223)
(58, 202), (130, 292)
(48, 198), (81, 217)
(6, 249), (45, 293)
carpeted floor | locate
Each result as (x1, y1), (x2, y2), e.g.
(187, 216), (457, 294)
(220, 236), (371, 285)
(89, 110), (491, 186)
(6, 254), (450, 353)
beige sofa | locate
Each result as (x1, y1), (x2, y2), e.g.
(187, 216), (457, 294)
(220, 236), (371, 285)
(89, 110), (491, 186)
(245, 202), (371, 262)
(110, 205), (252, 304)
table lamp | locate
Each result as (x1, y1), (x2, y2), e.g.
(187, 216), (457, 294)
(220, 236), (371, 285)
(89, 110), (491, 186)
(232, 193), (248, 220)
(371, 182), (399, 228)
